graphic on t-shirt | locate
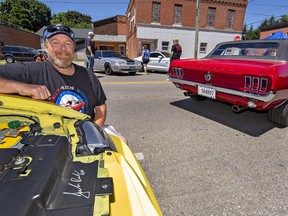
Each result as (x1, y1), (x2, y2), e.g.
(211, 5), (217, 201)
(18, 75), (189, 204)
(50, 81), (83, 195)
(50, 86), (88, 114)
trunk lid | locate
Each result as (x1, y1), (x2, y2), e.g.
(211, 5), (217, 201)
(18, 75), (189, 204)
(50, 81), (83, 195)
(175, 58), (280, 91)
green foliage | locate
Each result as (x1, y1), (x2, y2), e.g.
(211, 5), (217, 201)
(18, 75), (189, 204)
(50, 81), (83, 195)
(243, 15), (288, 40)
(51, 10), (92, 28)
(0, 0), (51, 32)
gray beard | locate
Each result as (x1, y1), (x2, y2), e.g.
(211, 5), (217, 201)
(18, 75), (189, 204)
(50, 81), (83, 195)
(48, 55), (73, 69)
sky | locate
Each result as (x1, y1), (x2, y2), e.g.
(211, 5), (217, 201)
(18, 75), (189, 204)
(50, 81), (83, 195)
(37, 0), (288, 29)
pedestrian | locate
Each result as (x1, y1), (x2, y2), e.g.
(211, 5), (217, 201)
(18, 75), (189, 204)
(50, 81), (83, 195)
(141, 45), (150, 73)
(0, 24), (127, 143)
(85, 31), (96, 71)
(170, 37), (182, 63)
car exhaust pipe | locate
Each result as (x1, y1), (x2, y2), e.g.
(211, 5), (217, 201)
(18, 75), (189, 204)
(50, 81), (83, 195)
(183, 92), (193, 97)
(232, 105), (247, 113)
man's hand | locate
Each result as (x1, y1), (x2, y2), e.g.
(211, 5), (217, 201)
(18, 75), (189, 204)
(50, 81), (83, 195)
(0, 78), (51, 100)
(18, 83), (51, 99)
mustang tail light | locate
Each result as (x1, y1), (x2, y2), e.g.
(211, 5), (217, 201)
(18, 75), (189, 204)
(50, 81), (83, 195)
(172, 67), (184, 78)
(244, 76), (268, 92)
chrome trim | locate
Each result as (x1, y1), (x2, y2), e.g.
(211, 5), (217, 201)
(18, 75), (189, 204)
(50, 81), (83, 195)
(168, 76), (276, 102)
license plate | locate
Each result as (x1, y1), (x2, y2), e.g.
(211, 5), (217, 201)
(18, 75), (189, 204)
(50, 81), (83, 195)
(198, 86), (216, 99)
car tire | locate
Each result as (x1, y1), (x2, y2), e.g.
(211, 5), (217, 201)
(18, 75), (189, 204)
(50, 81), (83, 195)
(190, 95), (206, 101)
(104, 63), (113, 75)
(5, 56), (14, 64)
(268, 101), (288, 126)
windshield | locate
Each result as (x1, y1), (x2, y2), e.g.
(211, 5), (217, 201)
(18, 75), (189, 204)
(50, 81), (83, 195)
(161, 52), (171, 58)
(102, 51), (124, 58)
(28, 48), (38, 54)
(209, 42), (280, 60)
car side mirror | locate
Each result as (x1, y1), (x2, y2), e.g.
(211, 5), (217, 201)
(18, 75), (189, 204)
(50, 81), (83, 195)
(158, 55), (163, 58)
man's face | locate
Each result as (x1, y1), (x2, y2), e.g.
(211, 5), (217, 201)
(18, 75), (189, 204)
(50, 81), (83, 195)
(46, 34), (75, 69)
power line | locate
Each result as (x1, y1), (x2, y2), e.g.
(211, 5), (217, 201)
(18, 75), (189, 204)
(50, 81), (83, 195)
(41, 1), (129, 4)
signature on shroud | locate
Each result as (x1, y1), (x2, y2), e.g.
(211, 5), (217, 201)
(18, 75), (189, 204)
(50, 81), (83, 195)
(63, 169), (91, 199)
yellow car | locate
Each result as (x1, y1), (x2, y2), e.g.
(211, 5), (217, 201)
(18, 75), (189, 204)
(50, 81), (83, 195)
(0, 94), (162, 216)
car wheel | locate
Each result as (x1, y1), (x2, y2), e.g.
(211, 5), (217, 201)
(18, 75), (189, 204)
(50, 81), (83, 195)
(268, 101), (288, 126)
(191, 95), (206, 101)
(104, 63), (113, 75)
(5, 56), (14, 64)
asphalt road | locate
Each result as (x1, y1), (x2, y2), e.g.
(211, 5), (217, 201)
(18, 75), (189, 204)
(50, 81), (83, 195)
(95, 70), (288, 216)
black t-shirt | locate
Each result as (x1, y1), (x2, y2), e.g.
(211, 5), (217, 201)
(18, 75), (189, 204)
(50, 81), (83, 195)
(85, 37), (96, 56)
(0, 61), (106, 119)
(171, 44), (182, 59)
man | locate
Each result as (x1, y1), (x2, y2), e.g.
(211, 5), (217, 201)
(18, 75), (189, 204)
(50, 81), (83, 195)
(85, 31), (96, 71)
(0, 24), (106, 127)
(170, 37), (182, 63)
(141, 45), (150, 73)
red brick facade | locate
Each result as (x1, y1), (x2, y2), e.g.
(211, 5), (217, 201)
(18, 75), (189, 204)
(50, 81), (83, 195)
(92, 15), (127, 55)
(0, 24), (41, 50)
(93, 16), (127, 36)
(126, 0), (247, 58)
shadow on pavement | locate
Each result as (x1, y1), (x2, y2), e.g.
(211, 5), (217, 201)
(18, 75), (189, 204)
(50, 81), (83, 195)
(170, 98), (280, 137)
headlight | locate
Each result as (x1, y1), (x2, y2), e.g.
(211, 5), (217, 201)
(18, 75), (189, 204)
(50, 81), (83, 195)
(116, 61), (126, 66)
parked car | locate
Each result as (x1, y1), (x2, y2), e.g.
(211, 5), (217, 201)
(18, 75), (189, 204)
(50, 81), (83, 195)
(0, 94), (163, 216)
(85, 50), (142, 75)
(134, 51), (171, 72)
(168, 39), (288, 126)
(0, 45), (39, 63)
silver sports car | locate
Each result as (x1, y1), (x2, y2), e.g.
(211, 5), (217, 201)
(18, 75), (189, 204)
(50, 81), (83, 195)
(85, 50), (142, 75)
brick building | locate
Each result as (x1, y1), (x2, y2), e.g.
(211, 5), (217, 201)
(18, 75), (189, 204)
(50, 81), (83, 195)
(0, 24), (41, 50)
(92, 15), (127, 56)
(126, 0), (248, 58)
(260, 22), (288, 39)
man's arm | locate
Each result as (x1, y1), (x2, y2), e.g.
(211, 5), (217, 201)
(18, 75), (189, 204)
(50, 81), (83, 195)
(0, 77), (51, 99)
(87, 45), (94, 57)
(94, 103), (107, 127)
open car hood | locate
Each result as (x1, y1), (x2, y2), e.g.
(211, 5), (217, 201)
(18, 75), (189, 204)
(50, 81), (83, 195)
(0, 94), (162, 216)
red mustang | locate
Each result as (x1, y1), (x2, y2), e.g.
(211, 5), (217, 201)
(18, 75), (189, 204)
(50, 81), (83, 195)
(168, 39), (288, 126)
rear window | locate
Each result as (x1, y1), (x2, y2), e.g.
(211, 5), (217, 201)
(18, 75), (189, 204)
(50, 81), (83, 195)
(102, 51), (123, 58)
(2, 46), (12, 52)
(209, 42), (280, 60)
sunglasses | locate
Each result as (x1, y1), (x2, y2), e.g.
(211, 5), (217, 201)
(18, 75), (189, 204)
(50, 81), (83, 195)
(43, 25), (75, 41)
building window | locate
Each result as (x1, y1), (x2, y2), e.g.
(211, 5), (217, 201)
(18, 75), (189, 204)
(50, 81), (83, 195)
(174, 4), (182, 25)
(152, 2), (161, 23)
(226, 9), (235, 29)
(200, 42), (207, 53)
(207, 7), (216, 27)
(162, 41), (169, 51)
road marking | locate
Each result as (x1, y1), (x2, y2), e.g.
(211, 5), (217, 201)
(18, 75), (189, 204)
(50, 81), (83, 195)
(134, 152), (145, 161)
(101, 81), (171, 85)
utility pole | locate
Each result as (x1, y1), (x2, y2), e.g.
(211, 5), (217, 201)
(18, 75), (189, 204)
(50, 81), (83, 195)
(194, 0), (200, 58)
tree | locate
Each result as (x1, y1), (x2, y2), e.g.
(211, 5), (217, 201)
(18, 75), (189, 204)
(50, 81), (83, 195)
(245, 25), (259, 40)
(50, 10), (93, 28)
(0, 0), (51, 32)
(279, 15), (288, 23)
(243, 14), (288, 40)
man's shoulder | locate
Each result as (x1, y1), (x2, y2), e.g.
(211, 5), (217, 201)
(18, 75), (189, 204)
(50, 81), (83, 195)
(74, 63), (94, 76)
